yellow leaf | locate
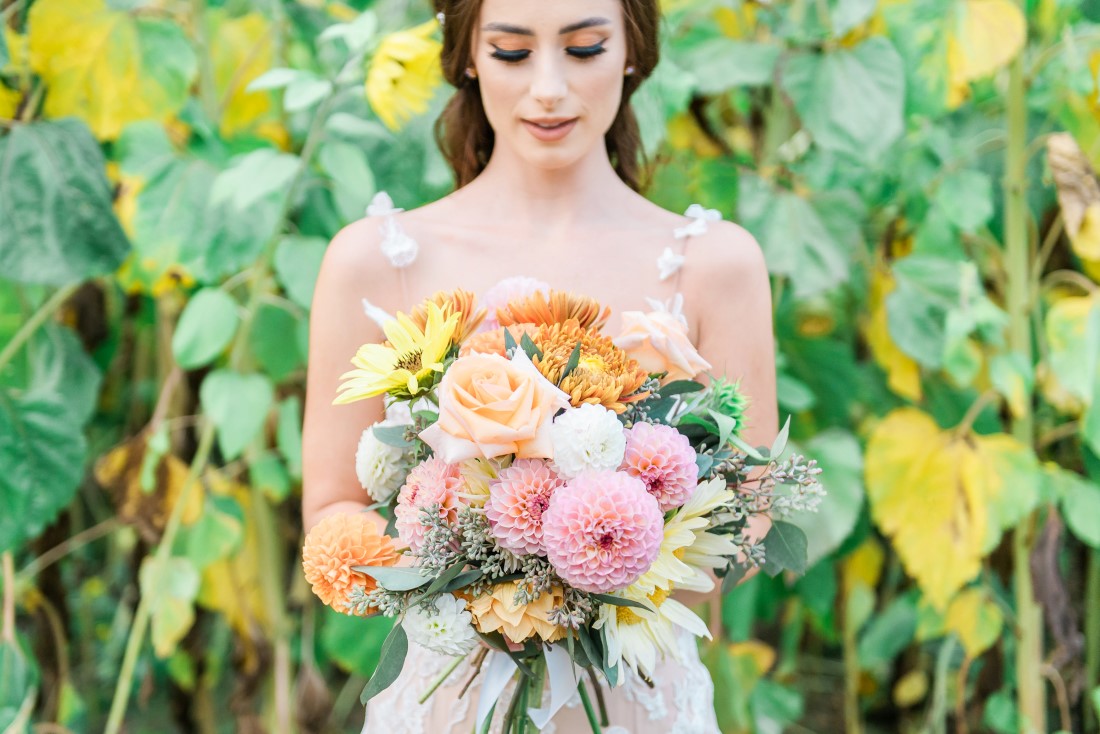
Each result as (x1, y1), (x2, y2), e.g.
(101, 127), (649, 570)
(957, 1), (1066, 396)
(207, 11), (284, 142)
(943, 587), (1003, 657)
(945, 0), (1026, 107)
(667, 112), (723, 157)
(727, 640), (776, 675)
(714, 5), (757, 39)
(864, 408), (1033, 609)
(28, 0), (196, 140)
(2, 27), (28, 71)
(893, 669), (929, 707)
(0, 84), (22, 120)
(863, 266), (922, 401)
(842, 537), (885, 592)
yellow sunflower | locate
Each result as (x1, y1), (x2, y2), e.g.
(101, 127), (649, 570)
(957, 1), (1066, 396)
(531, 318), (651, 413)
(334, 301), (459, 403)
(365, 19), (443, 132)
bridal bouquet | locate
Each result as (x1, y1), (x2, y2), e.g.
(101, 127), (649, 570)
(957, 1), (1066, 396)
(302, 282), (824, 732)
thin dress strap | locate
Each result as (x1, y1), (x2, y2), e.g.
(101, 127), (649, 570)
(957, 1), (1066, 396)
(657, 203), (722, 292)
(362, 191), (419, 329)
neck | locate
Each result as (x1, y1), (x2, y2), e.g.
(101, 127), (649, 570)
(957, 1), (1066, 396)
(456, 138), (628, 233)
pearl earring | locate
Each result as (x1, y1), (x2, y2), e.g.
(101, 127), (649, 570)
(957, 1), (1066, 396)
(464, 67), (477, 79)
(624, 65), (635, 76)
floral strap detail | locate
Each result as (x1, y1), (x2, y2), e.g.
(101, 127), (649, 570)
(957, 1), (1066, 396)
(657, 203), (722, 282)
(368, 190), (418, 268)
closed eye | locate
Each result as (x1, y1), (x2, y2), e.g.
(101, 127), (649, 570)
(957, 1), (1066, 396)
(489, 42), (608, 64)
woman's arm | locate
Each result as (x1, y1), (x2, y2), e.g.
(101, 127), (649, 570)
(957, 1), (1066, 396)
(674, 220), (779, 609)
(301, 218), (396, 536)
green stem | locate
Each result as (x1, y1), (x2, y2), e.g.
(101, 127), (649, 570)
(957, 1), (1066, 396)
(103, 421), (215, 734)
(1004, 48), (1046, 734)
(1085, 548), (1099, 733)
(0, 284), (79, 376)
(2, 552), (15, 644)
(418, 655), (466, 704)
(577, 679), (602, 734)
(842, 588), (862, 734)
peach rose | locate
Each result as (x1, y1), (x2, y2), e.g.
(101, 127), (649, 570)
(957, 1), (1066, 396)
(613, 296), (711, 383)
(418, 349), (571, 463)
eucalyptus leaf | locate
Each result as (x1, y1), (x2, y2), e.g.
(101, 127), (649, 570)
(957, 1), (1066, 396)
(520, 333), (544, 361)
(560, 341), (583, 382)
(359, 623), (408, 704)
(770, 415), (792, 458)
(659, 380), (706, 397)
(760, 521), (809, 576)
(589, 593), (657, 613)
(352, 566), (431, 591)
(373, 425), (414, 448)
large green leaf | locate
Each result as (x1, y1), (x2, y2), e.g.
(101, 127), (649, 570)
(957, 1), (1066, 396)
(139, 555), (201, 658)
(0, 119), (130, 285)
(738, 175), (850, 297)
(199, 370), (274, 461)
(321, 608), (395, 678)
(680, 39), (781, 91)
(780, 37), (905, 160)
(933, 169), (995, 233)
(319, 141), (376, 223)
(0, 391), (87, 552)
(0, 639), (38, 733)
(785, 429), (864, 566)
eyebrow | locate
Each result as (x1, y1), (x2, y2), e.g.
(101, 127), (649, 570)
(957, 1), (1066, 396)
(481, 17), (611, 35)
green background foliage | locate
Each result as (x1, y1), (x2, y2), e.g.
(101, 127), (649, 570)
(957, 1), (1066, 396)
(1, 0), (1099, 731)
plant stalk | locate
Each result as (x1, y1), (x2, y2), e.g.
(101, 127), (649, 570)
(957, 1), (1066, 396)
(0, 284), (79, 376)
(2, 552), (14, 645)
(1004, 48), (1046, 734)
(1086, 548), (1099, 733)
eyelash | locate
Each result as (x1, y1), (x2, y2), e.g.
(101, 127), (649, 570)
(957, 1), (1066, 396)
(489, 43), (608, 64)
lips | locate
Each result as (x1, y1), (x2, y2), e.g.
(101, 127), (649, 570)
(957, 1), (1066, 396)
(522, 118), (578, 141)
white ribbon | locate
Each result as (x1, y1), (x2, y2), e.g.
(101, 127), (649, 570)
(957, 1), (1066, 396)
(476, 651), (518, 731)
(527, 644), (578, 729)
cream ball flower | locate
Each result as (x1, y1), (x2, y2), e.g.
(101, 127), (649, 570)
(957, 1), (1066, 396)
(549, 403), (627, 479)
(403, 593), (479, 656)
(355, 420), (410, 503)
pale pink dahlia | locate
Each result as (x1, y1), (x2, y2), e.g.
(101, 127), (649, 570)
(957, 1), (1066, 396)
(541, 470), (664, 593)
(394, 457), (465, 551)
(485, 459), (566, 556)
(620, 421), (698, 511)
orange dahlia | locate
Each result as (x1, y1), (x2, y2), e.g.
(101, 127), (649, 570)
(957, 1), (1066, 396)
(459, 323), (541, 358)
(409, 289), (487, 345)
(532, 319), (651, 414)
(301, 513), (398, 614)
(497, 290), (611, 331)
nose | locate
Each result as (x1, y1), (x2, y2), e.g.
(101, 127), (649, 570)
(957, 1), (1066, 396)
(530, 50), (567, 109)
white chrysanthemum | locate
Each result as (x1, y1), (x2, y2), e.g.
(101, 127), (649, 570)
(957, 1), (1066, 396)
(549, 403), (626, 478)
(594, 585), (710, 681)
(403, 593), (479, 656)
(355, 421), (409, 503)
(633, 476), (736, 595)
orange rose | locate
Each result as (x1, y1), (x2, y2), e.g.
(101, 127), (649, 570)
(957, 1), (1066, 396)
(418, 349), (571, 462)
(613, 297), (711, 383)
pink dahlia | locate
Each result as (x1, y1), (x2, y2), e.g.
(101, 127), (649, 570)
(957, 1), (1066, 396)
(541, 470), (664, 593)
(394, 457), (465, 551)
(620, 422), (698, 511)
(485, 459), (566, 556)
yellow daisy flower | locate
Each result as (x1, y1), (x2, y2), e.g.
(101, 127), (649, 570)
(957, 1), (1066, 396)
(335, 301), (459, 403)
(365, 18), (442, 132)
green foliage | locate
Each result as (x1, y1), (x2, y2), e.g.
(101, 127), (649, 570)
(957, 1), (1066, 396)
(1, 0), (1098, 731)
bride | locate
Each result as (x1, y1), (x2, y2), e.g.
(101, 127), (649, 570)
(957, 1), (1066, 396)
(301, 0), (778, 730)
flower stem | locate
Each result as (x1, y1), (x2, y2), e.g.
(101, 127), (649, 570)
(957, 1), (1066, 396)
(577, 679), (602, 734)
(419, 654), (466, 704)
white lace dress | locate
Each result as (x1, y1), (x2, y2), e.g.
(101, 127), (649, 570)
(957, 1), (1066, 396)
(357, 193), (724, 734)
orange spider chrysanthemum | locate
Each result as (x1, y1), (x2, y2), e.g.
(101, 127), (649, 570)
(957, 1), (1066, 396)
(497, 290), (611, 331)
(409, 289), (487, 345)
(302, 513), (398, 614)
(532, 319), (651, 414)
(459, 323), (541, 358)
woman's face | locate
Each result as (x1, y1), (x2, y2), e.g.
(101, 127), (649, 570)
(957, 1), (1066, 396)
(471, 0), (629, 171)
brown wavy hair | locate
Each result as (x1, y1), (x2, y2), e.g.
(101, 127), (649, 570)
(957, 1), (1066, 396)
(430, 0), (659, 192)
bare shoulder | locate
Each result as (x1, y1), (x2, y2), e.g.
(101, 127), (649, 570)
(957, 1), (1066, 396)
(690, 219), (768, 277)
(313, 215), (401, 311)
